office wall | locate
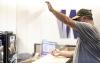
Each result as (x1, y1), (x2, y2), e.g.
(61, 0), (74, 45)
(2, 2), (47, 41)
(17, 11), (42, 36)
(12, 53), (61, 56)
(17, 0), (60, 54)
(0, 0), (16, 33)
(16, 0), (100, 54)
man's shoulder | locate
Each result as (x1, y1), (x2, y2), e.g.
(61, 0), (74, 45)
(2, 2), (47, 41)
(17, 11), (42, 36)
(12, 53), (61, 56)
(76, 22), (94, 27)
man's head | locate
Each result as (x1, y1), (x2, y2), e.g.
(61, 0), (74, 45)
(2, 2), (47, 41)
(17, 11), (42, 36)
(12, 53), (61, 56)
(72, 9), (93, 22)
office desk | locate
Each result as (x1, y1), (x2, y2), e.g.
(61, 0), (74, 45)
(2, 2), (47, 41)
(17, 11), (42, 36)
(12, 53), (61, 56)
(32, 54), (70, 63)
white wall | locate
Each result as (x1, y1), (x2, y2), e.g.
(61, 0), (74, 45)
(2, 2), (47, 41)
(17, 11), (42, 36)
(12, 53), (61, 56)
(16, 0), (60, 54)
(16, 0), (100, 54)
(0, 0), (16, 33)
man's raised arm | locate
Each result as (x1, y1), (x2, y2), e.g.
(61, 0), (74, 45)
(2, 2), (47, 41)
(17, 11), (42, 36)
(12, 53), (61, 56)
(45, 1), (76, 29)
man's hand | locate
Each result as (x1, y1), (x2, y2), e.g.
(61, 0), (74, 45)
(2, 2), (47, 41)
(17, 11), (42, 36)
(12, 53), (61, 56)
(45, 1), (54, 12)
(51, 49), (74, 58)
(51, 49), (61, 57)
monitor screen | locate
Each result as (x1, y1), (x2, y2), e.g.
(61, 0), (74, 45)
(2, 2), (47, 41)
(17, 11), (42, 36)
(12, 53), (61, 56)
(41, 40), (56, 56)
(9, 35), (16, 43)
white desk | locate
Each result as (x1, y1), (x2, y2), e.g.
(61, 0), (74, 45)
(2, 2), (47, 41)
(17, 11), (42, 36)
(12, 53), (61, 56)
(32, 54), (70, 63)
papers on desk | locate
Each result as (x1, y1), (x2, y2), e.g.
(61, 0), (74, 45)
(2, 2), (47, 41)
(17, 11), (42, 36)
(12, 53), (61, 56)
(32, 54), (70, 63)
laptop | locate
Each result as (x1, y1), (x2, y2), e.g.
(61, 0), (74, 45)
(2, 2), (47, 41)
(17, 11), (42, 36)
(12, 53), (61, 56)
(41, 40), (57, 56)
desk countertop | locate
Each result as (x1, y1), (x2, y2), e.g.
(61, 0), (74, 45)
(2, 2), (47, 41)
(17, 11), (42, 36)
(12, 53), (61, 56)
(32, 54), (70, 63)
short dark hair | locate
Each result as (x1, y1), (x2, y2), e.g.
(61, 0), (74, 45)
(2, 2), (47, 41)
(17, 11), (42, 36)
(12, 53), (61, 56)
(77, 9), (93, 20)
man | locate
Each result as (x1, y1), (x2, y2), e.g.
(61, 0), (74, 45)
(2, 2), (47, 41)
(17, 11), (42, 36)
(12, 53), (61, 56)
(45, 1), (100, 63)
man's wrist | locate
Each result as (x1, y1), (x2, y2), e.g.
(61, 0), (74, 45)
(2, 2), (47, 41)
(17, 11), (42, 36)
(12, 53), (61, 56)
(59, 51), (65, 56)
(50, 8), (54, 12)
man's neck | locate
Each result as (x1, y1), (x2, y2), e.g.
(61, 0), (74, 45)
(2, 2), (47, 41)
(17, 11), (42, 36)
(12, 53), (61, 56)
(86, 20), (94, 25)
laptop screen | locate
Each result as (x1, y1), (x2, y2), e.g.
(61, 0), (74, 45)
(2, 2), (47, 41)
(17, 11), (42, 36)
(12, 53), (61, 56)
(41, 40), (56, 56)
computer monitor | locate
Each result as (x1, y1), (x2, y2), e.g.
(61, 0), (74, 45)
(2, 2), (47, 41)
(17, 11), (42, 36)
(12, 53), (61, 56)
(41, 40), (56, 56)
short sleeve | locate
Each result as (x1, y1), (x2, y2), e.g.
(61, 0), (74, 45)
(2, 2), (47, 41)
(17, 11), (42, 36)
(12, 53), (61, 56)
(74, 21), (92, 32)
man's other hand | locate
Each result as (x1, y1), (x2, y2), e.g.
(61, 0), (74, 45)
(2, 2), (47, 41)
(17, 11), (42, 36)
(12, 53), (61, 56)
(45, 1), (54, 12)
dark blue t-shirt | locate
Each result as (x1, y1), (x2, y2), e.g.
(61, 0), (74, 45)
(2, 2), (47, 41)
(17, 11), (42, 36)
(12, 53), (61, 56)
(73, 22), (100, 63)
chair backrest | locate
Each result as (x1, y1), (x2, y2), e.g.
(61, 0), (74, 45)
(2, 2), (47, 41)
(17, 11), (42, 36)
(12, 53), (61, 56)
(32, 43), (41, 56)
